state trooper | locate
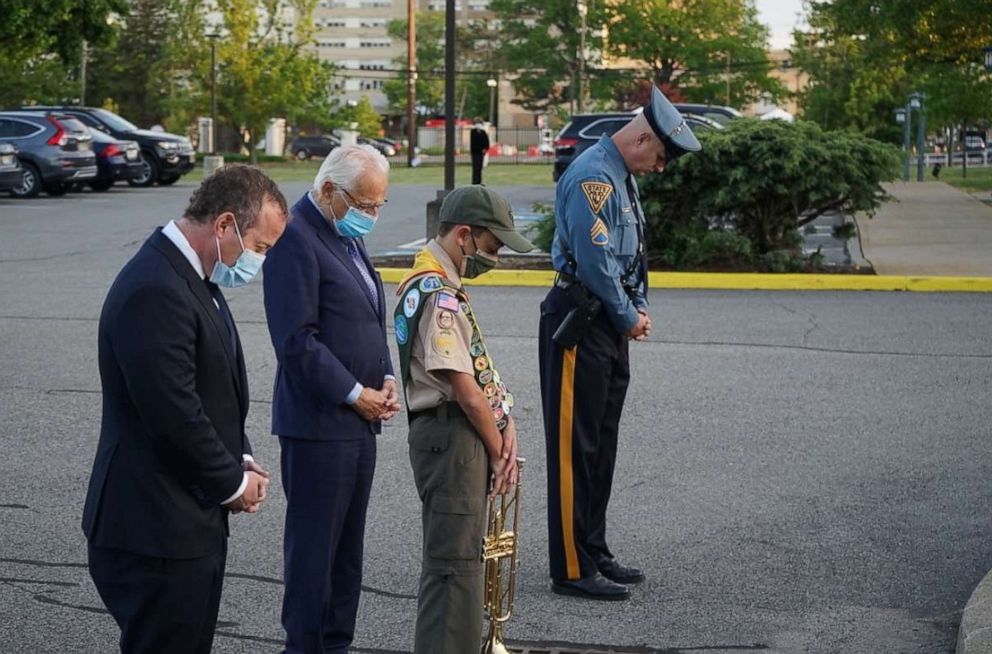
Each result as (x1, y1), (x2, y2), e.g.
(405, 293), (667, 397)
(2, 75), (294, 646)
(539, 87), (701, 600)
(392, 185), (534, 652)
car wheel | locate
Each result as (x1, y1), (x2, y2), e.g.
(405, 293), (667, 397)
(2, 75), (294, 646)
(46, 181), (69, 196)
(88, 179), (114, 191)
(128, 152), (159, 187)
(158, 174), (181, 186)
(11, 163), (41, 198)
(295, 149), (309, 160)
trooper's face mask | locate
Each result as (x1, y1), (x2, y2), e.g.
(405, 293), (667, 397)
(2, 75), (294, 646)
(459, 231), (499, 279)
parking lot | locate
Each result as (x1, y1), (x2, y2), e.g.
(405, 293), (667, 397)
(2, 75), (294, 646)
(2, 183), (992, 653)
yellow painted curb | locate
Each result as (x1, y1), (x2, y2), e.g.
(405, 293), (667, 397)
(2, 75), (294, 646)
(377, 268), (992, 292)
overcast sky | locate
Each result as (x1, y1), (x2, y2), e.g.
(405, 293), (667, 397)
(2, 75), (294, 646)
(755, 0), (806, 49)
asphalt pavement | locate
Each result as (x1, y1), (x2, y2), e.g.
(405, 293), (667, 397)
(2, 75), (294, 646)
(2, 182), (991, 653)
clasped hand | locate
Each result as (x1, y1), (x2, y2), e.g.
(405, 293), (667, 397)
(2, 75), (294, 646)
(224, 460), (270, 514)
(353, 379), (401, 422)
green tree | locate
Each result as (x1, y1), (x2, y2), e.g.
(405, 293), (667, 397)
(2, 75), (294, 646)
(489, 0), (610, 112)
(331, 97), (383, 137)
(213, 0), (336, 162)
(606, 0), (785, 107)
(0, 0), (126, 106)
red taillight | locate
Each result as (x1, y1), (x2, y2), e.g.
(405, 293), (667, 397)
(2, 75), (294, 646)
(46, 116), (67, 146)
(554, 137), (579, 149)
(101, 144), (122, 158)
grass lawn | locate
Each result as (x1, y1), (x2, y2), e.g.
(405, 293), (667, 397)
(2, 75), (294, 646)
(184, 159), (555, 187)
(933, 165), (992, 194)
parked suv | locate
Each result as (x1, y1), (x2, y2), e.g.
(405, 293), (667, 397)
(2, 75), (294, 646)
(87, 129), (144, 191)
(552, 111), (724, 181)
(0, 143), (25, 193)
(290, 134), (340, 160)
(19, 106), (195, 187)
(0, 111), (97, 197)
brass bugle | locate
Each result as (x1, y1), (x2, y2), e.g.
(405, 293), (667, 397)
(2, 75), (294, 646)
(482, 457), (525, 654)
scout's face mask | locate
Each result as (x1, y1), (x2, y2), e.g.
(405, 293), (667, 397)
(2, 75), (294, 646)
(210, 219), (265, 288)
(460, 232), (498, 279)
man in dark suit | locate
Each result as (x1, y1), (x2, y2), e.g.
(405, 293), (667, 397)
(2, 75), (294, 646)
(263, 144), (398, 654)
(82, 164), (288, 653)
(470, 118), (491, 185)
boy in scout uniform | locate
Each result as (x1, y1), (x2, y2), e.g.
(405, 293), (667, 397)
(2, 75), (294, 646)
(539, 87), (702, 600)
(393, 185), (534, 653)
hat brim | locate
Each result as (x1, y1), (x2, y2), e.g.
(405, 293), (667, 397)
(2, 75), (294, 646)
(491, 227), (535, 253)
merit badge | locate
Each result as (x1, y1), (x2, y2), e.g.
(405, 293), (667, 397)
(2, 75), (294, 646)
(419, 275), (443, 293)
(436, 292), (460, 312)
(590, 218), (609, 247)
(504, 392), (514, 408)
(581, 180), (613, 214)
(501, 400), (511, 416)
(478, 369), (494, 385)
(436, 310), (454, 329)
(492, 369), (501, 384)
(470, 341), (485, 357)
(496, 418), (508, 431)
(490, 393), (502, 409)
(459, 301), (471, 314)
(493, 406), (505, 421)
(394, 314), (409, 345)
(403, 288), (421, 318)
(483, 382), (498, 397)
(432, 329), (457, 357)
(474, 356), (489, 371)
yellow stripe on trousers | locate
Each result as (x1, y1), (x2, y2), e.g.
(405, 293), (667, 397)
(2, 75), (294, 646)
(558, 346), (580, 580)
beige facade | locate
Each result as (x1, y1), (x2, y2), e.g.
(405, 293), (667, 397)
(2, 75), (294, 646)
(744, 49), (809, 117)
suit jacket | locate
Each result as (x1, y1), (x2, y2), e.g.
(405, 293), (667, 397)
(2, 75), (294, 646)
(263, 194), (393, 441)
(82, 228), (251, 559)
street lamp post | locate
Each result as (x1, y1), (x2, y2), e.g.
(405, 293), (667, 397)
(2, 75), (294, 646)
(909, 92), (925, 182)
(895, 108), (909, 182)
(207, 32), (220, 156)
(486, 78), (497, 126)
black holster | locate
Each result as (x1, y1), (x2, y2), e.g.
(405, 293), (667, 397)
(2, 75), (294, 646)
(552, 281), (602, 349)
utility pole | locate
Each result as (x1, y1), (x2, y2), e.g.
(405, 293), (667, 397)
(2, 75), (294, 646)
(577, 0), (587, 113)
(407, 0), (416, 168)
(444, 0), (455, 190)
(80, 40), (88, 105)
(208, 33), (220, 155)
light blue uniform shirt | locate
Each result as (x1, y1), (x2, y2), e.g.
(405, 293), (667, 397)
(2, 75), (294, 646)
(552, 135), (647, 333)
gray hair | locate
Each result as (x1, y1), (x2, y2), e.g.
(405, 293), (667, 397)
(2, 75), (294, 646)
(312, 143), (390, 194)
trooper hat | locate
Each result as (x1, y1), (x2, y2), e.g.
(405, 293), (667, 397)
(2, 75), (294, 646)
(643, 86), (702, 161)
(439, 185), (535, 253)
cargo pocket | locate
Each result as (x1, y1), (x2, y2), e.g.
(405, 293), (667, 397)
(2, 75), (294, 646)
(425, 494), (484, 561)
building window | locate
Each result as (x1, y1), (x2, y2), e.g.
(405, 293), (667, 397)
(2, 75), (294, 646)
(359, 39), (391, 48)
(359, 79), (384, 91)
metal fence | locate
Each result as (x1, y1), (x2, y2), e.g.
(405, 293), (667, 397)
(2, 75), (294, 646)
(414, 126), (555, 164)
(923, 152), (992, 166)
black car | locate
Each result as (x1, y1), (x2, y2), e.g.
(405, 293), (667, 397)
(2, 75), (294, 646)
(0, 142), (24, 193)
(87, 129), (144, 191)
(357, 136), (396, 157)
(290, 134), (340, 160)
(552, 111), (724, 181)
(673, 103), (743, 126)
(0, 111), (97, 197)
(20, 106), (195, 187)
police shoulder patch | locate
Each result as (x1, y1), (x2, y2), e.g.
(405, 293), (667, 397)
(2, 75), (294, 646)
(590, 217), (609, 247)
(581, 181), (613, 214)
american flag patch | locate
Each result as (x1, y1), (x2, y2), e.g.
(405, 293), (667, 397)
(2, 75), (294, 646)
(436, 292), (460, 312)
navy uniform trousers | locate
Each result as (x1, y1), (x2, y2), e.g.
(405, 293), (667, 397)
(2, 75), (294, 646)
(539, 284), (630, 582)
(280, 435), (376, 654)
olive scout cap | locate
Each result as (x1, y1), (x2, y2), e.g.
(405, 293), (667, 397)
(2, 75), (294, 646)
(439, 185), (535, 253)
(644, 86), (702, 161)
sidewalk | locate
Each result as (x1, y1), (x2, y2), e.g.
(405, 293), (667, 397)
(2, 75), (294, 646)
(856, 182), (992, 276)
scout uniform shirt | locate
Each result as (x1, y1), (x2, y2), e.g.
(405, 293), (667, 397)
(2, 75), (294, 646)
(552, 134), (648, 334)
(394, 239), (513, 427)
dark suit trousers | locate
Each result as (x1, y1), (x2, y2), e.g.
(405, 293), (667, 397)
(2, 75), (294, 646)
(280, 435), (376, 654)
(471, 153), (485, 185)
(88, 541), (227, 654)
(539, 285), (630, 581)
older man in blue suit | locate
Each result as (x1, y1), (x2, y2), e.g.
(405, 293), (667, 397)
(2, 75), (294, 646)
(263, 144), (399, 654)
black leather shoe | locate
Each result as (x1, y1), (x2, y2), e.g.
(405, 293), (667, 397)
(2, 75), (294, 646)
(551, 573), (630, 601)
(596, 555), (645, 584)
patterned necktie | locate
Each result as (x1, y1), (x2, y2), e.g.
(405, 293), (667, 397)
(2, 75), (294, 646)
(345, 238), (379, 310)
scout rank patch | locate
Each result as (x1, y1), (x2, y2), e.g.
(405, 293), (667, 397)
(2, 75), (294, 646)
(581, 181), (613, 214)
(590, 217), (609, 246)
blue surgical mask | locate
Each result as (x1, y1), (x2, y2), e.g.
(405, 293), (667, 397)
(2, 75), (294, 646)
(210, 219), (265, 288)
(334, 205), (377, 238)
